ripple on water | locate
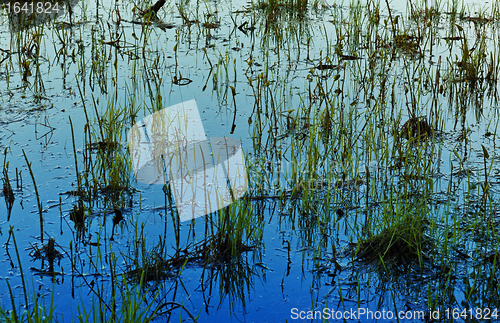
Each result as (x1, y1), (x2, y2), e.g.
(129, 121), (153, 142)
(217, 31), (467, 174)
(0, 104), (31, 125)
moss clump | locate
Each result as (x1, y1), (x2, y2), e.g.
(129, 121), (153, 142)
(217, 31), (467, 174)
(356, 217), (433, 265)
(400, 116), (433, 140)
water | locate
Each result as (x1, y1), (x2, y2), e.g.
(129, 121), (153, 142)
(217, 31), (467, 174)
(1, 0), (500, 321)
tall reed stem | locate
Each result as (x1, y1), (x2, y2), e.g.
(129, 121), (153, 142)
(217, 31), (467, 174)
(22, 150), (43, 243)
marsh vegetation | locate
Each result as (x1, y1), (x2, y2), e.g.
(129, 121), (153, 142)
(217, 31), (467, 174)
(1, 0), (500, 321)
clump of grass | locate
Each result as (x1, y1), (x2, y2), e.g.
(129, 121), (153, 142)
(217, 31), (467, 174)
(69, 93), (135, 210)
(206, 202), (257, 261)
(399, 116), (433, 140)
(356, 203), (434, 265)
(444, 22), (494, 88)
(408, 1), (441, 23)
(126, 199), (258, 284)
(258, 0), (309, 11)
(126, 240), (181, 282)
(393, 33), (423, 57)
